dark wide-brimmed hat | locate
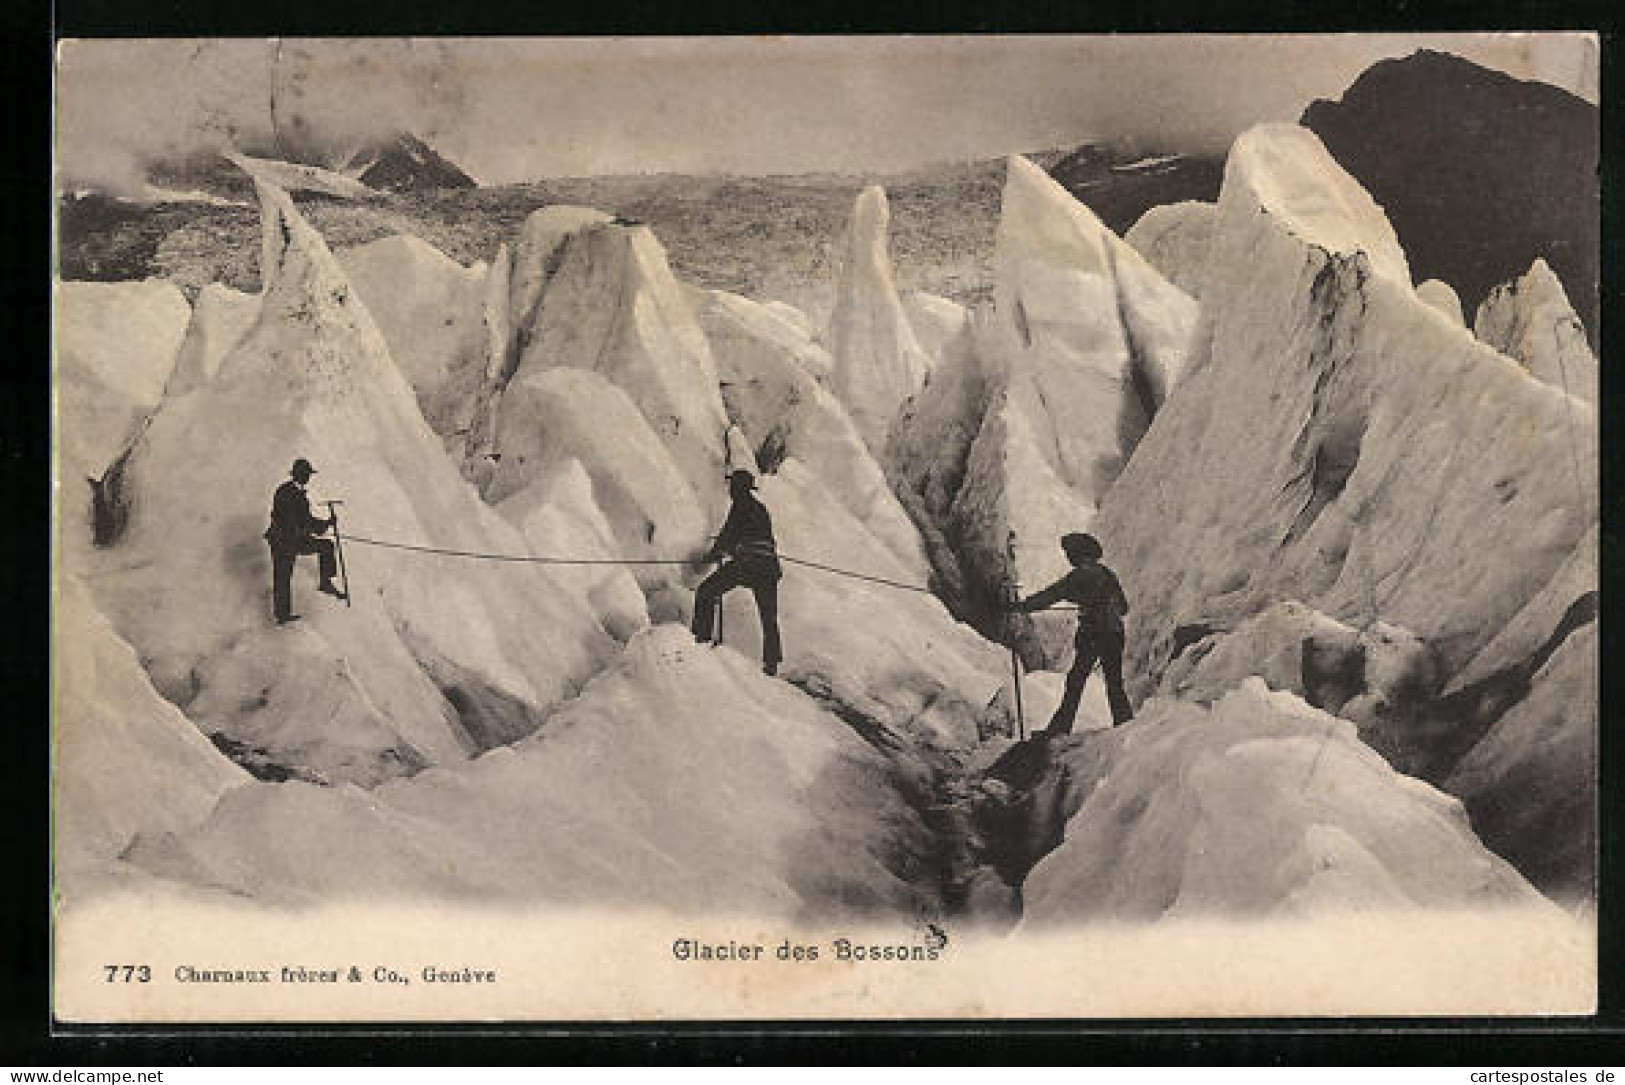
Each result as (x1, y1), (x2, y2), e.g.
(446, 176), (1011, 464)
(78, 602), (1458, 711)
(1061, 532), (1103, 561)
(291, 458), (317, 477)
(727, 469), (756, 489)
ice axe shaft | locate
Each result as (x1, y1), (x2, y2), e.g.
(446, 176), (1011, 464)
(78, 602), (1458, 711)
(1005, 530), (1025, 742)
(323, 500), (352, 608)
(1007, 587), (1025, 742)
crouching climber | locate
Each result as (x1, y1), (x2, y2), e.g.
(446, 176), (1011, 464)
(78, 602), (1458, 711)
(1013, 532), (1134, 733)
(264, 457), (345, 624)
(692, 470), (784, 676)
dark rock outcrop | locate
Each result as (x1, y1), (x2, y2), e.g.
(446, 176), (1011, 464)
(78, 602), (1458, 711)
(1302, 49), (1598, 347)
(345, 132), (476, 193)
(1044, 142), (1225, 235)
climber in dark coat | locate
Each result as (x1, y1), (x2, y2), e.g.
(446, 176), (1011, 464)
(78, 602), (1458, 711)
(264, 457), (345, 624)
(1014, 532), (1134, 733)
(692, 470), (784, 675)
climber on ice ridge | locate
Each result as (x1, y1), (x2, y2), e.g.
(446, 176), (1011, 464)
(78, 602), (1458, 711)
(1013, 532), (1134, 732)
(692, 470), (784, 676)
(264, 457), (346, 624)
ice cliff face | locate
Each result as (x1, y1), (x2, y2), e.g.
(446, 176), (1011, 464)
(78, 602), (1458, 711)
(1093, 125), (1596, 894)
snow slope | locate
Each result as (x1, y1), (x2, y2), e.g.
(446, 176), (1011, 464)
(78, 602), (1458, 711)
(124, 625), (943, 918)
(78, 180), (616, 786)
(54, 575), (246, 875)
(825, 187), (932, 452)
(1473, 259), (1598, 405)
(1020, 681), (1547, 923)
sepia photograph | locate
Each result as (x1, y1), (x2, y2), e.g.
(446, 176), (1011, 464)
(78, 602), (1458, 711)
(51, 33), (1600, 1022)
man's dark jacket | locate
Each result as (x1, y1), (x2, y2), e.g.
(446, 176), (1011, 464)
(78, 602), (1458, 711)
(709, 492), (781, 578)
(264, 480), (327, 550)
(1022, 562), (1129, 639)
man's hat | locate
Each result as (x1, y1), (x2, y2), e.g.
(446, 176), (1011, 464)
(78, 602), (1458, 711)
(291, 458), (317, 477)
(727, 469), (755, 489)
(1061, 532), (1103, 561)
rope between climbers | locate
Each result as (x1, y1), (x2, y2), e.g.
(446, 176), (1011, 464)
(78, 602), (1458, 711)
(341, 530), (1078, 607)
(343, 534), (691, 566)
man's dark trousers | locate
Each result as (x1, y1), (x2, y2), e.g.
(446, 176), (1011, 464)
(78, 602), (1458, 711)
(1048, 627), (1133, 734)
(692, 559), (782, 667)
(270, 537), (337, 621)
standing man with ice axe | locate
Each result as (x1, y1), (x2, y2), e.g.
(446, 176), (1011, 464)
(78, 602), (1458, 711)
(1011, 532), (1134, 735)
(264, 457), (346, 625)
(691, 470), (783, 676)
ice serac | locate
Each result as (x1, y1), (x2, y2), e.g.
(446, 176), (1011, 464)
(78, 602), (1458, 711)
(1473, 259), (1598, 405)
(485, 366), (707, 592)
(826, 186), (931, 452)
(54, 575), (245, 876)
(81, 180), (615, 786)
(1416, 280), (1465, 327)
(699, 287), (926, 574)
(125, 626), (945, 918)
(1123, 200), (1216, 301)
(57, 279), (191, 483)
(337, 234), (488, 439)
(1092, 126), (1597, 886)
(901, 290), (970, 363)
(491, 207), (728, 492)
(494, 458), (650, 645)
(166, 283), (261, 398)
(226, 151), (377, 199)
(886, 158), (1196, 663)
(1019, 681), (1547, 923)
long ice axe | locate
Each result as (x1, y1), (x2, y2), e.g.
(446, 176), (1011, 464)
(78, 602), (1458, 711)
(1005, 530), (1025, 742)
(323, 499), (352, 608)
